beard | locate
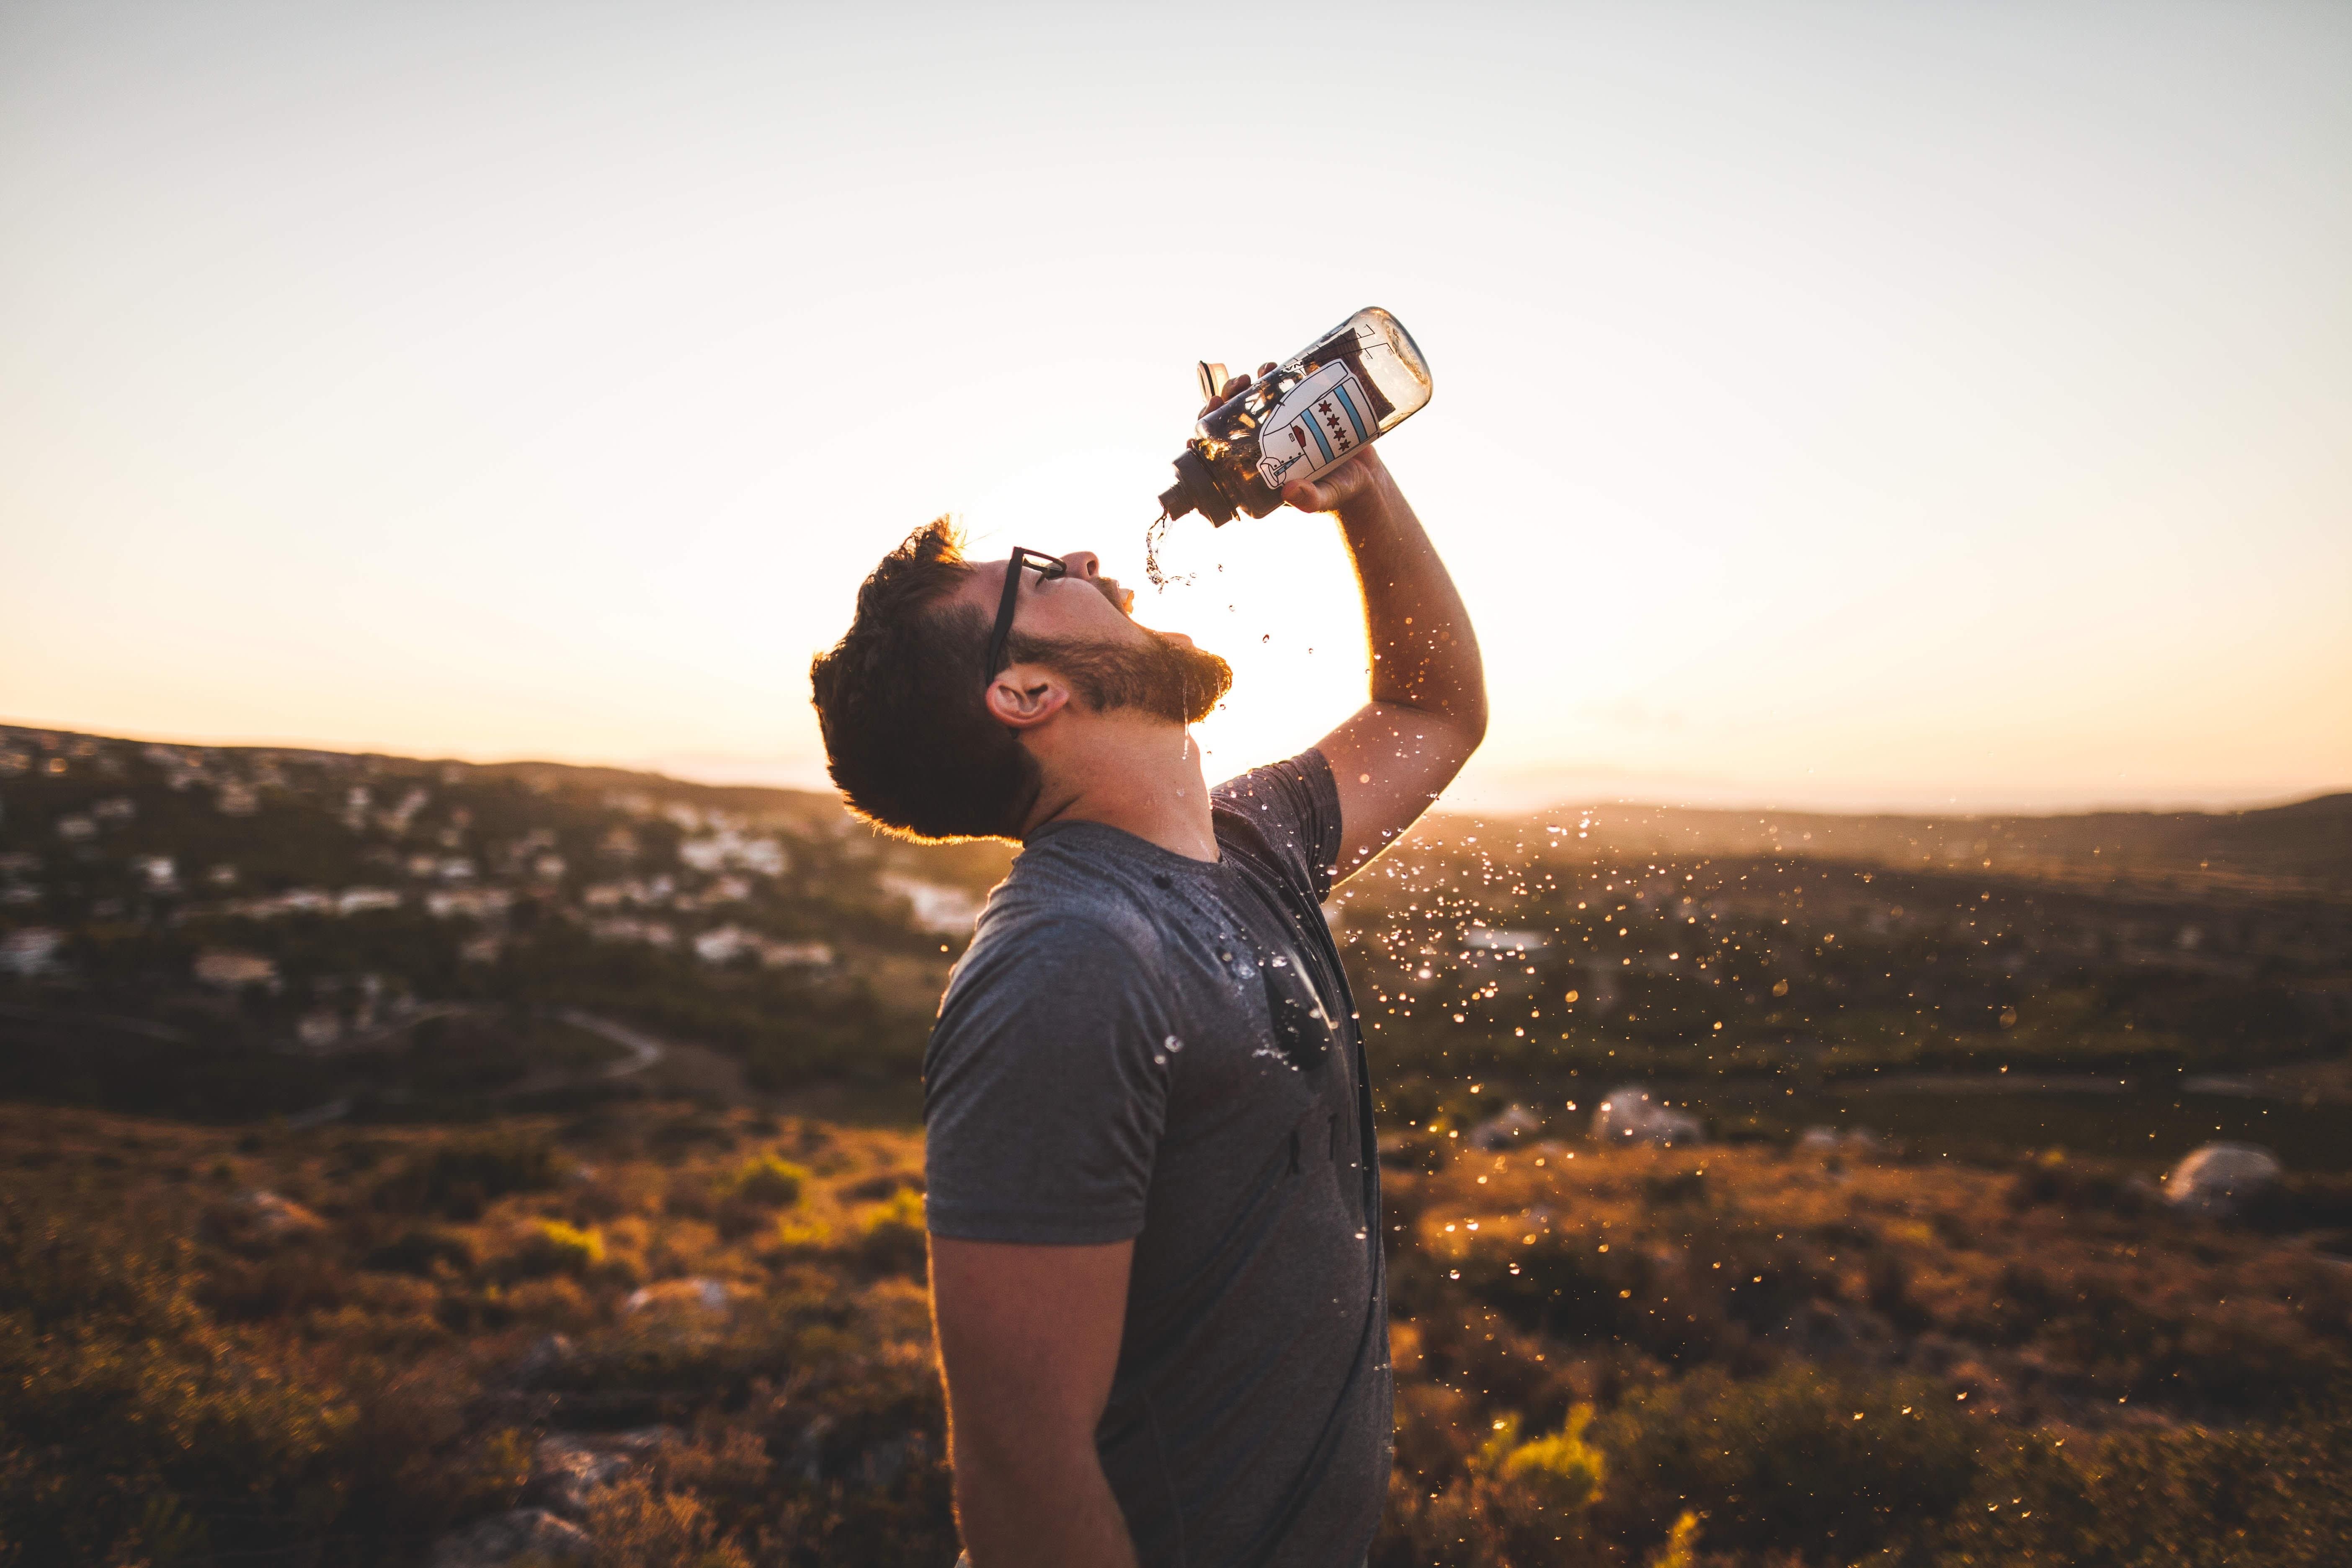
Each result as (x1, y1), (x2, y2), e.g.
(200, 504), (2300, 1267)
(1009, 627), (1233, 726)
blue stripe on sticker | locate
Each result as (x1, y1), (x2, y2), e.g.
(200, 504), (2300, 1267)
(1304, 417), (1336, 462)
(1332, 379), (1372, 441)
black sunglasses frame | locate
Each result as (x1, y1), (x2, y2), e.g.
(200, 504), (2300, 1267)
(983, 548), (1068, 681)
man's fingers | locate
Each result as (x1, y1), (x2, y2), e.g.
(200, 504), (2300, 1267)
(1204, 362), (1290, 411)
(1200, 373), (1246, 415)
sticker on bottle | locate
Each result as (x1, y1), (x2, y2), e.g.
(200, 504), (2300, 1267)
(1256, 360), (1379, 491)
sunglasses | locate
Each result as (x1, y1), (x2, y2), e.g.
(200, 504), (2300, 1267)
(984, 547), (1068, 681)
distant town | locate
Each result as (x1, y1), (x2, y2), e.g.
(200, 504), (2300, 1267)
(0, 723), (1006, 1117)
(5, 721), (2345, 1158)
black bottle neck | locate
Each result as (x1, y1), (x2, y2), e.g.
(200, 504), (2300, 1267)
(1160, 448), (1235, 527)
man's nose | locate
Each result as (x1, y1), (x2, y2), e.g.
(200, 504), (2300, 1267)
(1060, 551), (1101, 579)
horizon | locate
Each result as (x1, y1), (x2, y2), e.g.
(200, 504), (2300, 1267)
(5, 4), (2348, 816)
(5, 715), (2339, 824)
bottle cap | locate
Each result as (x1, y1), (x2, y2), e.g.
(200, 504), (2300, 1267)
(1160, 449), (1236, 526)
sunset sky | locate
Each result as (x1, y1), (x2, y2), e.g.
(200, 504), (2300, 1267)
(4, 3), (2346, 814)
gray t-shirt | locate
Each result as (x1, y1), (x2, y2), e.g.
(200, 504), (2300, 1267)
(925, 752), (1387, 1568)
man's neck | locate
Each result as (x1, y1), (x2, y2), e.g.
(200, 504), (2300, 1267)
(1024, 715), (1218, 862)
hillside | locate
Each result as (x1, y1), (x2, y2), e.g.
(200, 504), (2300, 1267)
(0, 725), (1009, 1120)
(5, 724), (2347, 1149)
(1470, 792), (2352, 899)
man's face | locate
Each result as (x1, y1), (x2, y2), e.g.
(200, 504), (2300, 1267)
(963, 549), (1230, 725)
(962, 551), (1185, 650)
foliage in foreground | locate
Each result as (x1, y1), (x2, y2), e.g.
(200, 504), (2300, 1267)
(2, 1104), (2348, 1567)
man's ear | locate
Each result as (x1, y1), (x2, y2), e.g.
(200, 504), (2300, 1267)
(983, 664), (1071, 731)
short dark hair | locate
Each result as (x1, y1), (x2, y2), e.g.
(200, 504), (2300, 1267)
(808, 519), (1042, 842)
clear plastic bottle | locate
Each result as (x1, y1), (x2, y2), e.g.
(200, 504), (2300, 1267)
(1156, 306), (1433, 526)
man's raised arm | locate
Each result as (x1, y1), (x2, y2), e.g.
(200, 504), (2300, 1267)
(1283, 444), (1485, 877)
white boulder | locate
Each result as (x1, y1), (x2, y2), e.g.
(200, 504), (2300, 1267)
(2164, 1142), (2282, 1219)
(1467, 1103), (1545, 1150)
(1591, 1086), (1705, 1147)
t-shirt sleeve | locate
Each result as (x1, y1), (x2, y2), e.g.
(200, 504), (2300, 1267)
(923, 914), (1175, 1245)
(1210, 749), (1345, 905)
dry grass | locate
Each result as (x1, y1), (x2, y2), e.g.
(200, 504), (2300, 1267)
(5, 1104), (2347, 1567)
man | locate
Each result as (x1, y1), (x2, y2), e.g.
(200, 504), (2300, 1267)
(808, 372), (1483, 1568)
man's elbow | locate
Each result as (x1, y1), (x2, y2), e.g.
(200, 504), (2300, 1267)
(1460, 696), (1489, 752)
(1450, 686), (1489, 755)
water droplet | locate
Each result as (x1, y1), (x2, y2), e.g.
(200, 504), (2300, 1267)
(1164, 1034), (1183, 1052)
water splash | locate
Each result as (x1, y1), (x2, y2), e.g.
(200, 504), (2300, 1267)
(1143, 510), (1194, 592)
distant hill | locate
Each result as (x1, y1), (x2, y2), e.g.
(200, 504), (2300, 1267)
(1460, 793), (2352, 899)
(5, 721), (2343, 896)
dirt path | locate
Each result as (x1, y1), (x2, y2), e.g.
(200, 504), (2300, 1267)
(555, 1009), (666, 1079)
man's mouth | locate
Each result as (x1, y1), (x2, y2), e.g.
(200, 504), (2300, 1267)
(1091, 572), (1191, 644)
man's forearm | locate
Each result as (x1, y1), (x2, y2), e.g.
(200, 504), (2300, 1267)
(1333, 454), (1486, 738)
(955, 1442), (1139, 1568)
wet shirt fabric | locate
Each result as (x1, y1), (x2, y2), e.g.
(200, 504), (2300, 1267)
(925, 751), (1388, 1568)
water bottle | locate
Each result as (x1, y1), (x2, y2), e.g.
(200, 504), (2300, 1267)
(1156, 307), (1433, 526)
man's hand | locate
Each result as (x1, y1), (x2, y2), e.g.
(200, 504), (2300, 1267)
(931, 1236), (1141, 1568)
(1277, 446), (1386, 516)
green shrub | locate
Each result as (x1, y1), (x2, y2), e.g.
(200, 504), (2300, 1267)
(1926, 1411), (2352, 1566)
(516, 1219), (604, 1278)
(858, 1188), (927, 1276)
(1488, 1405), (1606, 1514)
(1593, 1365), (1981, 1560)
(0, 1194), (354, 1566)
(1646, 1511), (1701, 1568)
(725, 1153), (809, 1209)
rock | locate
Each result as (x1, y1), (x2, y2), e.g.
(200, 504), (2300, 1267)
(1467, 1103), (1544, 1150)
(508, 1333), (576, 1389)
(1591, 1086), (1704, 1147)
(622, 1276), (743, 1315)
(528, 1427), (676, 1517)
(206, 1189), (327, 1249)
(2165, 1142), (2282, 1219)
(428, 1508), (591, 1568)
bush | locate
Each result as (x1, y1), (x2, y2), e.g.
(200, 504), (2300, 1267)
(1927, 1411), (2352, 1566)
(363, 1225), (475, 1277)
(725, 1154), (809, 1209)
(1592, 1365), (1981, 1560)
(376, 1135), (556, 1219)
(516, 1219), (604, 1279)
(858, 1189), (927, 1276)
(1489, 1405), (1606, 1514)
(1379, 1404), (1612, 1568)
(583, 1473), (754, 1568)
(0, 1187), (513, 1568)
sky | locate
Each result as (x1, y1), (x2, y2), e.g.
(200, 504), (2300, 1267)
(3, 2), (2347, 815)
